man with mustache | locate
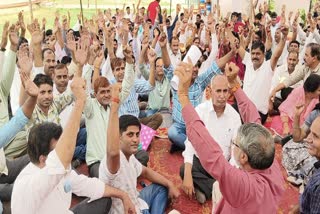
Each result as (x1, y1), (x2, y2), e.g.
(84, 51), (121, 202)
(236, 25), (288, 124)
(270, 43), (320, 105)
(180, 74), (241, 204)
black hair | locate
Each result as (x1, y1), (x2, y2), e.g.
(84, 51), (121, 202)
(41, 48), (55, 60)
(270, 12), (277, 18)
(255, 13), (263, 20)
(45, 29), (53, 37)
(251, 41), (265, 53)
(33, 73), (53, 87)
(119, 115), (141, 134)
(289, 40), (300, 48)
(28, 123), (62, 164)
(304, 74), (320, 93)
(61, 56), (72, 64)
(306, 43), (320, 61)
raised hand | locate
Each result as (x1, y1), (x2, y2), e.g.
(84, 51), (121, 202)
(1, 21), (9, 49)
(17, 47), (33, 76)
(225, 62), (239, 86)
(123, 45), (134, 64)
(74, 38), (89, 67)
(70, 77), (87, 102)
(141, 35), (149, 51)
(9, 24), (19, 50)
(174, 57), (193, 95)
(111, 82), (122, 99)
(20, 69), (38, 98)
(147, 48), (157, 63)
(66, 32), (76, 53)
(158, 32), (167, 48)
(280, 25), (289, 37)
(93, 49), (104, 69)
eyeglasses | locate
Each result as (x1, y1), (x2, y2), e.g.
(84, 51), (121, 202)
(232, 139), (240, 149)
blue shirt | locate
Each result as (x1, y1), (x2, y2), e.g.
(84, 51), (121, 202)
(164, 62), (221, 125)
(0, 108), (28, 148)
(111, 78), (155, 117)
(300, 161), (320, 213)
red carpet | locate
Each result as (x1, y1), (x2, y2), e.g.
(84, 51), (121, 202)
(72, 116), (299, 213)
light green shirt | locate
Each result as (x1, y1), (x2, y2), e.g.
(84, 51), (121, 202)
(139, 64), (170, 110)
(0, 49), (17, 175)
(84, 98), (110, 165)
(84, 62), (134, 165)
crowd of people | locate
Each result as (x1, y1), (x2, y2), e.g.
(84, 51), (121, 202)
(1, 0), (320, 213)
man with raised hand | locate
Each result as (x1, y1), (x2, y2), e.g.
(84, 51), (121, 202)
(99, 83), (180, 213)
(11, 76), (135, 214)
(160, 32), (235, 152)
(0, 49), (39, 211)
(175, 59), (284, 213)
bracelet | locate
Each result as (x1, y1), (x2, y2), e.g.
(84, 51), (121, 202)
(229, 83), (241, 93)
(0, 48), (6, 52)
(111, 97), (120, 104)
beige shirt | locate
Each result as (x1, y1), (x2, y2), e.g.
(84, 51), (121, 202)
(283, 62), (320, 87)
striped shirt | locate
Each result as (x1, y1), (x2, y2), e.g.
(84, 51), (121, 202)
(164, 62), (222, 125)
(300, 161), (320, 213)
(111, 78), (154, 117)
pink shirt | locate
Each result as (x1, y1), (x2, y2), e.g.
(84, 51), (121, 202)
(279, 86), (319, 125)
(182, 88), (284, 213)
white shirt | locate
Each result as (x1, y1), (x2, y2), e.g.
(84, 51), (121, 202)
(243, 52), (274, 114)
(168, 48), (181, 69)
(53, 82), (73, 128)
(11, 150), (105, 214)
(99, 152), (148, 214)
(270, 63), (303, 99)
(183, 100), (241, 164)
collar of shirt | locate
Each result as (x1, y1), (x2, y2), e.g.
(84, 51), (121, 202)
(95, 99), (110, 111)
(311, 62), (320, 73)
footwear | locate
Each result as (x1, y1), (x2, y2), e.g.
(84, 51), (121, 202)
(72, 159), (81, 169)
(169, 144), (181, 153)
(195, 188), (206, 204)
(273, 135), (282, 144)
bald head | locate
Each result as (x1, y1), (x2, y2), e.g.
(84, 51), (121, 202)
(211, 75), (228, 88)
(210, 75), (229, 110)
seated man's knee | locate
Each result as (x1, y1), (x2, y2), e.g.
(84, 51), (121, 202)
(135, 150), (149, 166)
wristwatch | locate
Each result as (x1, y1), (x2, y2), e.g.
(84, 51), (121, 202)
(0, 48), (6, 52)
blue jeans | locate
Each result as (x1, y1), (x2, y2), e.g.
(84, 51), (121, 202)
(74, 128), (87, 161)
(168, 122), (186, 150)
(139, 109), (159, 118)
(139, 184), (168, 214)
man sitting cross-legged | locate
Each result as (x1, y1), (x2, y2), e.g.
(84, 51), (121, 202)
(11, 76), (135, 214)
(180, 74), (241, 204)
(99, 83), (180, 213)
(175, 60), (285, 213)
